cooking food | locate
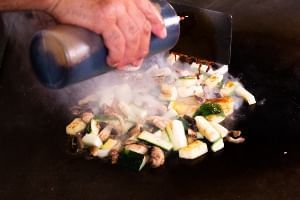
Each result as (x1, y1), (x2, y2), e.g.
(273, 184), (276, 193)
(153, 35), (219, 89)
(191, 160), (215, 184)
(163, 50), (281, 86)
(66, 53), (256, 171)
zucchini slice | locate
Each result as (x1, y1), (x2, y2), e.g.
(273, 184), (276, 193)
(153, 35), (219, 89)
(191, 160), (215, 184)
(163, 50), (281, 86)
(211, 138), (224, 152)
(118, 149), (148, 171)
(176, 76), (198, 87)
(210, 122), (228, 138)
(138, 131), (173, 151)
(82, 134), (102, 148)
(66, 118), (86, 136)
(89, 119), (100, 135)
(179, 140), (208, 159)
(167, 120), (188, 151)
(235, 86), (256, 105)
(195, 116), (220, 142)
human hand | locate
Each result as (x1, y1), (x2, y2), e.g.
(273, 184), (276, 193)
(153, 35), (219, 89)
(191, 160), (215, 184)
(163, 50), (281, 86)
(48, 0), (167, 69)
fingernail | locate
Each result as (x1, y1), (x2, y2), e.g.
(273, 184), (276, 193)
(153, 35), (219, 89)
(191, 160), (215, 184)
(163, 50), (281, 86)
(107, 58), (118, 68)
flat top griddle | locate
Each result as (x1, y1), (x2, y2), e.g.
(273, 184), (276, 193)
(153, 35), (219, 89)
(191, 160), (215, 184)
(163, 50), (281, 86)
(0, 1), (300, 199)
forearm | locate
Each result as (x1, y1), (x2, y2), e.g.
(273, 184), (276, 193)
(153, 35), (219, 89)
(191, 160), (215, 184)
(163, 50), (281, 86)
(0, 0), (55, 12)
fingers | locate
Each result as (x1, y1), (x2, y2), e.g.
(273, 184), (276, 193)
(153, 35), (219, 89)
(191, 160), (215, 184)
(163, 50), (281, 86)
(116, 10), (141, 67)
(134, 0), (167, 39)
(97, 0), (167, 68)
(102, 25), (125, 67)
(126, 1), (151, 65)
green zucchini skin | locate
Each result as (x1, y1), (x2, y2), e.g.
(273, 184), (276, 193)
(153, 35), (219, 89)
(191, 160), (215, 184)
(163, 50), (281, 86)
(118, 149), (147, 171)
(138, 131), (173, 151)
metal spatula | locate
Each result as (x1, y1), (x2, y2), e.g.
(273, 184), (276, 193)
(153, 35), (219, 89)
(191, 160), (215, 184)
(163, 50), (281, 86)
(170, 1), (232, 65)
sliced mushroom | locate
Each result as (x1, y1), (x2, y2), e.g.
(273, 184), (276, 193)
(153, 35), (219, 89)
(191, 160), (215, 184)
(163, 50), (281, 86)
(124, 139), (138, 146)
(110, 149), (119, 164)
(81, 112), (94, 123)
(89, 146), (99, 157)
(128, 124), (142, 137)
(75, 133), (84, 150)
(187, 136), (197, 144)
(150, 146), (165, 168)
(224, 130), (245, 144)
(111, 140), (122, 152)
(225, 136), (245, 144)
(228, 130), (242, 138)
(147, 116), (170, 130)
(125, 143), (148, 154)
(99, 125), (112, 142)
(184, 115), (198, 131)
(187, 128), (197, 138)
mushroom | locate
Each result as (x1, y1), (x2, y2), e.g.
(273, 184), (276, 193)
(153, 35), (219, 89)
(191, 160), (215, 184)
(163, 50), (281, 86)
(110, 149), (119, 164)
(99, 125), (112, 142)
(150, 146), (165, 168)
(228, 130), (242, 138)
(225, 130), (245, 144)
(128, 124), (142, 137)
(147, 116), (170, 130)
(187, 128), (197, 138)
(224, 136), (245, 144)
(81, 112), (94, 123)
(89, 146), (99, 157)
(75, 133), (84, 150)
(187, 136), (197, 144)
(125, 143), (148, 154)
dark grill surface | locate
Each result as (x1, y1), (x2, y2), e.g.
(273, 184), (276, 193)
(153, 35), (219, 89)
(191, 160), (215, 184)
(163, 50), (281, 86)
(0, 1), (299, 200)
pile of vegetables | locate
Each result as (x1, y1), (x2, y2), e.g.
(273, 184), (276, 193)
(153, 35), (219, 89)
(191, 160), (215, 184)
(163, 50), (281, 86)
(66, 53), (256, 171)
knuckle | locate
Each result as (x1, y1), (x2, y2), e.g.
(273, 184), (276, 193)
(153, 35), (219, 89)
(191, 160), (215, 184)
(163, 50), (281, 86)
(128, 24), (139, 37)
(143, 22), (151, 34)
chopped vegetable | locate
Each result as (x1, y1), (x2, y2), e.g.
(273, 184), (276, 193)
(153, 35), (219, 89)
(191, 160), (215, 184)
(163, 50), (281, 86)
(210, 121), (229, 138)
(235, 86), (256, 105)
(193, 102), (224, 117)
(169, 97), (199, 116)
(118, 149), (148, 171)
(179, 140), (208, 159)
(196, 132), (204, 139)
(150, 146), (165, 168)
(178, 117), (189, 131)
(138, 131), (173, 151)
(124, 143), (148, 155)
(65, 52), (255, 171)
(167, 120), (188, 150)
(220, 81), (238, 96)
(160, 84), (177, 101)
(95, 149), (111, 158)
(211, 138), (224, 152)
(176, 76), (198, 87)
(163, 108), (178, 119)
(66, 118), (86, 136)
(99, 125), (112, 142)
(81, 112), (94, 123)
(205, 74), (223, 88)
(207, 97), (234, 116)
(195, 116), (220, 142)
(82, 134), (102, 148)
(177, 85), (203, 98)
(205, 115), (226, 123)
(102, 139), (119, 150)
(89, 119), (100, 135)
